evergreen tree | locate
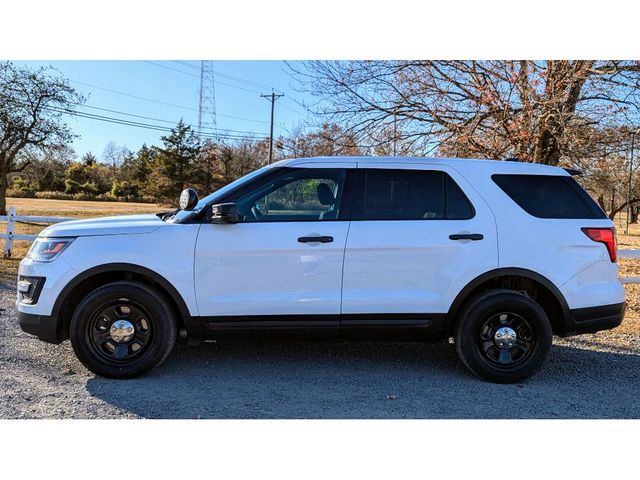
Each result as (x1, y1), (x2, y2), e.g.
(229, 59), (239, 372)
(150, 120), (201, 200)
(132, 144), (155, 184)
(81, 152), (98, 166)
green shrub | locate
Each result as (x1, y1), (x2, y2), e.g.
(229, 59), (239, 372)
(111, 180), (137, 197)
(6, 188), (35, 198)
(32, 190), (156, 203)
(64, 179), (82, 194)
(81, 181), (99, 195)
(11, 176), (35, 194)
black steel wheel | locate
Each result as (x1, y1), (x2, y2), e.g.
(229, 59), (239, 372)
(70, 281), (177, 378)
(476, 312), (536, 369)
(87, 300), (154, 363)
(455, 289), (552, 383)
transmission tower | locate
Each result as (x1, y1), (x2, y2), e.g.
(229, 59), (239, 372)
(198, 60), (217, 140)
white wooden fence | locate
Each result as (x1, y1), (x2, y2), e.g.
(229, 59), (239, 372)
(1, 207), (70, 258)
(2, 207), (640, 283)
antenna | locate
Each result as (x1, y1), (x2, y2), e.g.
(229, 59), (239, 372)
(198, 60), (217, 140)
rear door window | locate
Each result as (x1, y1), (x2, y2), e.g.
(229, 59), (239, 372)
(492, 174), (607, 219)
(356, 169), (474, 220)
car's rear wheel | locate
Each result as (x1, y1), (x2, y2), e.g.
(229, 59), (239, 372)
(455, 289), (552, 383)
(70, 281), (177, 378)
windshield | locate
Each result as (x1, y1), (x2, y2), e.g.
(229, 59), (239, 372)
(168, 162), (278, 223)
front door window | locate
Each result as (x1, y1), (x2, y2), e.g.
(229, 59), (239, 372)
(235, 168), (347, 222)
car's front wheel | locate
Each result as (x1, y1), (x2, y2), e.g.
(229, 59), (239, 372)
(455, 289), (552, 383)
(69, 281), (177, 378)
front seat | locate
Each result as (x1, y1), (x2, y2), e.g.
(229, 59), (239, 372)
(317, 183), (337, 219)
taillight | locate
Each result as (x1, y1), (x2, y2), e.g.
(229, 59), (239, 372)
(581, 227), (617, 262)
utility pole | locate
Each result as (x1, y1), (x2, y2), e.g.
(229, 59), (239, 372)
(626, 128), (638, 234)
(261, 89), (284, 164)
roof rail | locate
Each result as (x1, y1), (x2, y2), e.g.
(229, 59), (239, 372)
(564, 168), (583, 176)
(505, 157), (520, 162)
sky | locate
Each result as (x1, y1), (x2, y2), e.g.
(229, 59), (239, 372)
(16, 60), (316, 159)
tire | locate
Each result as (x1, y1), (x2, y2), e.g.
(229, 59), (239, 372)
(69, 281), (178, 379)
(454, 289), (552, 384)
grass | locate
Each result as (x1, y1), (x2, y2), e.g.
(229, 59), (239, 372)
(0, 197), (162, 284)
(1, 196), (639, 332)
(615, 211), (640, 249)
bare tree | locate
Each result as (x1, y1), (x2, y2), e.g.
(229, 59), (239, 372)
(192, 138), (270, 195)
(291, 61), (640, 165)
(278, 123), (363, 158)
(216, 139), (269, 183)
(102, 141), (129, 175)
(0, 62), (83, 213)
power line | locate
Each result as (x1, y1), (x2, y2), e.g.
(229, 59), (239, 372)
(176, 61), (310, 115)
(144, 60), (263, 94)
(76, 63), (309, 125)
(69, 79), (269, 124)
(70, 111), (264, 142)
(279, 101), (307, 116)
(71, 79), (199, 111)
(6, 63), (314, 148)
(59, 107), (264, 141)
(172, 60), (278, 91)
(172, 62), (310, 114)
(173, 60), (200, 70)
(76, 103), (268, 137)
(145, 60), (199, 77)
(2, 91), (386, 152)
(1, 92), (266, 142)
(2, 88), (269, 143)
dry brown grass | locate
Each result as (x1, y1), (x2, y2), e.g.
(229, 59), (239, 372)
(619, 258), (640, 277)
(613, 213), (640, 331)
(614, 212), (640, 249)
(1, 197), (161, 284)
(6, 197), (164, 217)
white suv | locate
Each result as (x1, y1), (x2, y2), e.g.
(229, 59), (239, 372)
(16, 157), (625, 383)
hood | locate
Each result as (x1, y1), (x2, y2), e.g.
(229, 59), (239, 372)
(38, 214), (164, 238)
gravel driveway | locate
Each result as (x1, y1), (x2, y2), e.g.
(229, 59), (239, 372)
(1, 284), (639, 419)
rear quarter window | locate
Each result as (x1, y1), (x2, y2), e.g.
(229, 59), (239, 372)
(492, 174), (607, 219)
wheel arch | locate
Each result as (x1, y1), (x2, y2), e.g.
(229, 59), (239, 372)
(53, 263), (196, 341)
(446, 268), (572, 336)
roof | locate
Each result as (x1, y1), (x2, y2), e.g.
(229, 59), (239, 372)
(278, 156), (568, 176)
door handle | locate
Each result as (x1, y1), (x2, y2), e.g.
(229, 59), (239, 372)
(449, 233), (484, 241)
(298, 236), (334, 243)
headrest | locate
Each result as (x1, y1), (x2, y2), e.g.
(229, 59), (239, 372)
(317, 183), (335, 206)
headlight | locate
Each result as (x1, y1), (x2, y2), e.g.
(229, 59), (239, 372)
(26, 238), (74, 262)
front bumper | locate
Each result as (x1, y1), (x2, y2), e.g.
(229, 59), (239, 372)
(565, 302), (626, 336)
(18, 310), (66, 344)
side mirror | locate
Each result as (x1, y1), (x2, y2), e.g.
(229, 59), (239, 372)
(179, 188), (199, 211)
(211, 203), (239, 224)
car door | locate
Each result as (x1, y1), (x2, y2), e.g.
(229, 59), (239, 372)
(341, 162), (498, 333)
(194, 162), (356, 334)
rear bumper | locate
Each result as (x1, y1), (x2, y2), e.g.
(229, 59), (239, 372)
(18, 310), (65, 344)
(564, 302), (625, 336)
